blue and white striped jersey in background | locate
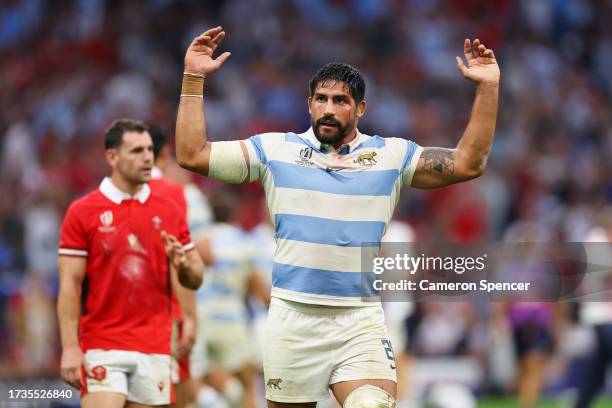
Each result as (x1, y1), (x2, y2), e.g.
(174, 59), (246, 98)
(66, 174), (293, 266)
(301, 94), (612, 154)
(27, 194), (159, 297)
(197, 223), (254, 323)
(244, 127), (423, 306)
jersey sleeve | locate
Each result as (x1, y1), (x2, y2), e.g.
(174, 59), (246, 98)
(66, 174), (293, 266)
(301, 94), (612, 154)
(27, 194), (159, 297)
(399, 139), (423, 187)
(244, 134), (268, 182)
(58, 203), (88, 257)
(174, 207), (195, 252)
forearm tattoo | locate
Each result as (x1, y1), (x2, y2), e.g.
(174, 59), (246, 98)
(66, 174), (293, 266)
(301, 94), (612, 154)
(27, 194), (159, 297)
(422, 148), (455, 175)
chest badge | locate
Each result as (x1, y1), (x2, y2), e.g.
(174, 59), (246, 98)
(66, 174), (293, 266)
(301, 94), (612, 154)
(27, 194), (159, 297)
(295, 147), (315, 166)
(98, 210), (116, 233)
(152, 215), (162, 229)
(353, 151), (378, 166)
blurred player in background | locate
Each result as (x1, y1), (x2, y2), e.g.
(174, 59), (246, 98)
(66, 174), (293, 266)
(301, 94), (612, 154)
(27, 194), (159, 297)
(57, 119), (203, 407)
(175, 27), (499, 407)
(148, 123), (204, 408)
(575, 208), (612, 408)
(190, 189), (270, 408)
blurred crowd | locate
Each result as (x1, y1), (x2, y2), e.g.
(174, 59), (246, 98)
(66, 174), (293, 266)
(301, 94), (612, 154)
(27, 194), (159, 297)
(1, 0), (611, 405)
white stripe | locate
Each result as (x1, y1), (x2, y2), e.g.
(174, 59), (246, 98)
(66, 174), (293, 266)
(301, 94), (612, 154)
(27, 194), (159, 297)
(275, 239), (363, 273)
(182, 242), (195, 252)
(271, 287), (379, 307)
(271, 187), (391, 222)
(269, 141), (405, 172)
(58, 248), (88, 256)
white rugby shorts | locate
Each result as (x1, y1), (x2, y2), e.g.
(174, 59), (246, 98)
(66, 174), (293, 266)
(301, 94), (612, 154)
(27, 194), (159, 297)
(82, 349), (171, 405)
(263, 298), (397, 403)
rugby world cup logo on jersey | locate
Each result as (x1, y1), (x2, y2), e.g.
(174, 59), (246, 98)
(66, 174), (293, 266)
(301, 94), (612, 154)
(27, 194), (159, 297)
(98, 210), (116, 233)
(295, 147), (314, 166)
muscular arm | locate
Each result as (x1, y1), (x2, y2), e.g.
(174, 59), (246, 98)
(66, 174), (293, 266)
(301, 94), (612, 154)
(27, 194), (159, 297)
(57, 256), (87, 388)
(175, 26), (242, 177)
(411, 39), (500, 189)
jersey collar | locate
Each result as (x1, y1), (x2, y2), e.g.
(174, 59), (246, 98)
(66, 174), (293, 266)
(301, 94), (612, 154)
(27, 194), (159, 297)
(302, 127), (368, 155)
(99, 177), (151, 204)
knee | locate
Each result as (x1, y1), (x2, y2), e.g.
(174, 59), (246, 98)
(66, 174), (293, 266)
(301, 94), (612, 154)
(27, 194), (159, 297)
(343, 385), (395, 408)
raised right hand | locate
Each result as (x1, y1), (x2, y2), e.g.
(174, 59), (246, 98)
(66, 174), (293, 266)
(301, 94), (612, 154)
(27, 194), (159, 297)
(60, 346), (88, 389)
(184, 26), (231, 75)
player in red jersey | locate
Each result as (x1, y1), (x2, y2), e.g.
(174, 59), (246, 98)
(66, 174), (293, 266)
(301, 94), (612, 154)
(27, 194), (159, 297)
(148, 123), (200, 408)
(57, 119), (204, 408)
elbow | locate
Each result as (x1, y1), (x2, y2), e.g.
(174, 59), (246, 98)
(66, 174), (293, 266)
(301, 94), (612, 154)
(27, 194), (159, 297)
(464, 166), (484, 180)
(178, 268), (203, 290)
(176, 155), (196, 171)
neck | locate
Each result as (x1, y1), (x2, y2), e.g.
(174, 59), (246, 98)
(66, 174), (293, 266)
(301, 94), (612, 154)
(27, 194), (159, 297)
(331, 128), (357, 150)
(110, 173), (144, 196)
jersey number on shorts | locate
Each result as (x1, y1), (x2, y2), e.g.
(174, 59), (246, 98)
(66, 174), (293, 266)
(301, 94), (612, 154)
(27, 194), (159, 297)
(381, 339), (396, 370)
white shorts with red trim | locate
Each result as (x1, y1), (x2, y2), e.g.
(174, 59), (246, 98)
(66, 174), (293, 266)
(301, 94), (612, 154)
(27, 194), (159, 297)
(81, 349), (172, 405)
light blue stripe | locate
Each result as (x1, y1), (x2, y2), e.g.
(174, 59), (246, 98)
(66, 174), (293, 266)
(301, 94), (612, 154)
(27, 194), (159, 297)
(285, 132), (309, 146)
(400, 140), (418, 173)
(354, 135), (385, 151)
(248, 134), (267, 164)
(269, 161), (399, 196)
(272, 263), (378, 297)
(275, 214), (385, 247)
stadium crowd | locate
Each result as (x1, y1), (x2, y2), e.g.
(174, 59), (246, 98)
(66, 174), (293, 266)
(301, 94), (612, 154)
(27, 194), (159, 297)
(0, 0), (611, 406)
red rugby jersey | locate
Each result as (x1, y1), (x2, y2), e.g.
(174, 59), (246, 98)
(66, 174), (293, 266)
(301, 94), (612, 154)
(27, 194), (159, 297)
(149, 168), (189, 321)
(58, 178), (194, 354)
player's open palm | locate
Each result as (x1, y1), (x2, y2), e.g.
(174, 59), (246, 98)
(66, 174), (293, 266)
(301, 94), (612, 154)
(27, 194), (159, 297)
(456, 38), (500, 85)
(184, 26), (231, 75)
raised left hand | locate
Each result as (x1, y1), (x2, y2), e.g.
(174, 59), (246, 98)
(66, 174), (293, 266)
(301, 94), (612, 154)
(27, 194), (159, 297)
(456, 39), (500, 85)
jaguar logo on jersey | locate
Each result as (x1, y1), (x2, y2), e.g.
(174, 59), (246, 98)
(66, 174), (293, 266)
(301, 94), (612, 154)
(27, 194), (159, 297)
(90, 365), (107, 381)
(98, 211), (116, 233)
(353, 151), (378, 166)
(267, 378), (283, 390)
(295, 147), (314, 166)
(152, 216), (162, 229)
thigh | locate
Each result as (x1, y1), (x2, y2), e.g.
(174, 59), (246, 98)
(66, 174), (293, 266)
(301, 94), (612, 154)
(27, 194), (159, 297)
(329, 307), (397, 388)
(82, 391), (126, 408)
(263, 301), (334, 404)
(128, 352), (172, 406)
(82, 349), (130, 398)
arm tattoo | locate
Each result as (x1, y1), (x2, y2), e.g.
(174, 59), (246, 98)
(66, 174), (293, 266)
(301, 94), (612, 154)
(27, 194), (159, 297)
(422, 148), (455, 175)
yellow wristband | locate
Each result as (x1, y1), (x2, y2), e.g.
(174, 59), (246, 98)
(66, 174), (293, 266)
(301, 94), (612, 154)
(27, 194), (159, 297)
(181, 73), (205, 96)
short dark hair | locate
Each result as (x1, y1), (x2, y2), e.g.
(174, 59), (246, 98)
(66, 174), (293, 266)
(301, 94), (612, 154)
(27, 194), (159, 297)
(147, 122), (167, 159)
(309, 62), (366, 103)
(104, 118), (148, 150)
(209, 190), (238, 223)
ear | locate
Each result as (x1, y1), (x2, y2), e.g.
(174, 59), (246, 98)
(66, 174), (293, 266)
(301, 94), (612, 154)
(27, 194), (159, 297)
(307, 96), (312, 115)
(105, 149), (117, 167)
(356, 99), (367, 119)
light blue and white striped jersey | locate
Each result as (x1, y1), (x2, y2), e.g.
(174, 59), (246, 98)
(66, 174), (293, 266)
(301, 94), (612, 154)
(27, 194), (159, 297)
(197, 223), (254, 323)
(244, 128), (422, 306)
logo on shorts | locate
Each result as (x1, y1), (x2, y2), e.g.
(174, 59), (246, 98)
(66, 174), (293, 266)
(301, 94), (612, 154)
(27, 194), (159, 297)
(98, 211), (116, 233)
(353, 151), (378, 166)
(267, 378), (282, 390)
(91, 365), (107, 381)
(158, 381), (165, 393)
